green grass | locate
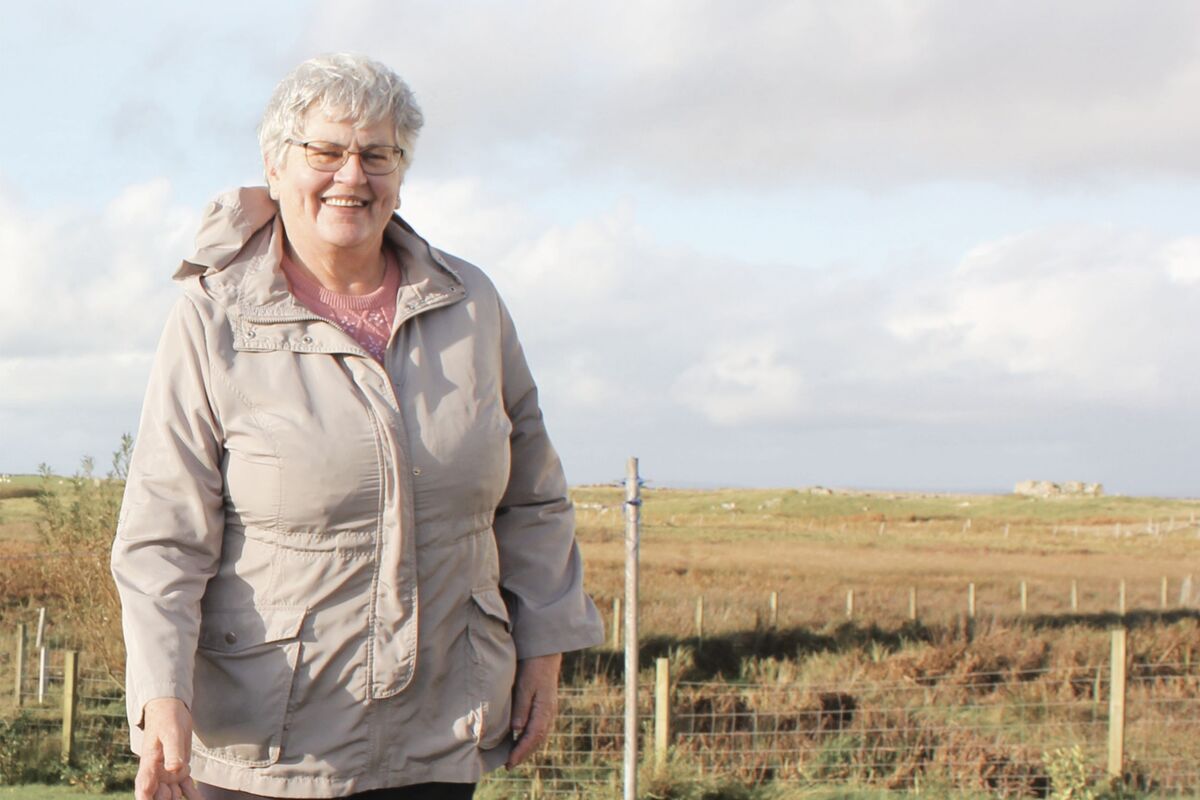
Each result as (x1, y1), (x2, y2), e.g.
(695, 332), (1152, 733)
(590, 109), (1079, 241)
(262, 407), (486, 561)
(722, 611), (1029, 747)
(0, 474), (53, 542)
(573, 485), (1200, 523)
(0, 786), (127, 798)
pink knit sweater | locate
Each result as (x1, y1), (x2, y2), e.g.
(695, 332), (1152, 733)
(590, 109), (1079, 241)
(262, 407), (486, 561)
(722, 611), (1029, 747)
(281, 252), (401, 363)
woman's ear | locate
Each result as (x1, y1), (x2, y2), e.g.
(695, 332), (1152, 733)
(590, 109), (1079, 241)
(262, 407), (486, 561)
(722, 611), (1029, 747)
(264, 155), (279, 200)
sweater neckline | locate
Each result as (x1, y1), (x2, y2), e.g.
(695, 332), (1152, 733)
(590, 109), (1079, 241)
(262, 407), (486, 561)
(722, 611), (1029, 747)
(281, 250), (401, 311)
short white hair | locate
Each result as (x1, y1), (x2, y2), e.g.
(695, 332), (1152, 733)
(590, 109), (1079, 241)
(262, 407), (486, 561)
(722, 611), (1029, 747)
(258, 53), (424, 176)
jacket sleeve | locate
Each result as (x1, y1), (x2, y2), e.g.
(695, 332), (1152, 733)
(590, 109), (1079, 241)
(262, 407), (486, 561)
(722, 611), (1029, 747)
(111, 292), (225, 739)
(493, 298), (604, 659)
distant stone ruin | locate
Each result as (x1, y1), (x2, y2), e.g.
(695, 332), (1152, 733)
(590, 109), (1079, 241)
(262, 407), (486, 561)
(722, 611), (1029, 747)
(1013, 480), (1104, 498)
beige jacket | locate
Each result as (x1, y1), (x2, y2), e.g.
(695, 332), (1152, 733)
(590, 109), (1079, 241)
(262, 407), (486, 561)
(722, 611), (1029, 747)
(111, 187), (603, 797)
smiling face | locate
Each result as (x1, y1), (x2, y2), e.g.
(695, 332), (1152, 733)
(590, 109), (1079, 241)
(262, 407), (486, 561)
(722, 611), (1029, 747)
(266, 110), (403, 267)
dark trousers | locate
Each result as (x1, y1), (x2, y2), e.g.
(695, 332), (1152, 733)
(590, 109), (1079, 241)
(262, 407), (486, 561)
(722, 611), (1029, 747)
(348, 784), (476, 800)
(199, 782), (476, 800)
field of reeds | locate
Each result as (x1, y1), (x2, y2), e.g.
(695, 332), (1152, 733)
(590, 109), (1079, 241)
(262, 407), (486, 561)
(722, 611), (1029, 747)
(2, 462), (1200, 798)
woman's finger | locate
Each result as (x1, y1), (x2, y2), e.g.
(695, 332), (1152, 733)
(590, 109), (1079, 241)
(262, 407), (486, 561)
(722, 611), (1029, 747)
(181, 776), (206, 800)
(508, 685), (558, 766)
(510, 680), (534, 739)
(135, 739), (163, 800)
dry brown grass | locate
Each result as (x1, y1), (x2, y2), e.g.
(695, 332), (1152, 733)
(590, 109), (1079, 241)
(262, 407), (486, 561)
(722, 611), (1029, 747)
(4, 478), (1200, 795)
(573, 486), (1200, 636)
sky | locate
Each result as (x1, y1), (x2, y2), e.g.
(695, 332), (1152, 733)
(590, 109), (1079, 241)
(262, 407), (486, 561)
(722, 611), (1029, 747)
(2, 1), (1199, 496)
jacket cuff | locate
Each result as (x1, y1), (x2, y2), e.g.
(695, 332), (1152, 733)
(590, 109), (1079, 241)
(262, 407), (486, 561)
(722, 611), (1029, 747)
(128, 681), (191, 730)
(512, 606), (604, 660)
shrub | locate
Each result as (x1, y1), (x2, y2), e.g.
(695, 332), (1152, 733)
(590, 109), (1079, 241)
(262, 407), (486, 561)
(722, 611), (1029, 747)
(34, 435), (131, 676)
(0, 711), (64, 785)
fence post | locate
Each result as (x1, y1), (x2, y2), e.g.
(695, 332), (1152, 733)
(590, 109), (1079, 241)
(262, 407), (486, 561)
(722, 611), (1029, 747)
(36, 607), (46, 649)
(1118, 580), (1126, 616)
(1020, 581), (1028, 615)
(611, 597), (621, 650)
(967, 583), (976, 619)
(1161, 577), (1168, 611)
(1107, 627), (1127, 781)
(1071, 580), (1079, 612)
(768, 591), (779, 628)
(38, 646), (48, 705)
(14, 624), (25, 707)
(654, 658), (671, 771)
(845, 589), (855, 620)
(61, 650), (79, 764)
(623, 457), (641, 800)
(908, 587), (918, 622)
(695, 596), (704, 642)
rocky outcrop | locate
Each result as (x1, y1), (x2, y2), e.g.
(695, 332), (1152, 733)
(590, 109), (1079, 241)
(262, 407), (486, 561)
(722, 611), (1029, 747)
(1014, 480), (1104, 498)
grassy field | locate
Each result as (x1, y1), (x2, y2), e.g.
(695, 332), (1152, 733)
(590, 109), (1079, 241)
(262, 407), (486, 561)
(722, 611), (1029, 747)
(0, 788), (127, 799)
(2, 477), (1199, 797)
(572, 485), (1200, 636)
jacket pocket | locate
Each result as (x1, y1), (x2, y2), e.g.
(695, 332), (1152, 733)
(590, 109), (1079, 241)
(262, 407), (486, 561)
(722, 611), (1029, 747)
(192, 605), (306, 767)
(467, 588), (517, 750)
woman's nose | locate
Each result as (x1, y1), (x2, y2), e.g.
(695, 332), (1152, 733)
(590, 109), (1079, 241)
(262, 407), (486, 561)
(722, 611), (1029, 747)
(333, 152), (367, 183)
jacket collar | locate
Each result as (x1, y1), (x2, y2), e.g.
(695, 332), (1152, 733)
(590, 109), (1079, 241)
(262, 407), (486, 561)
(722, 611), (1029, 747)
(176, 187), (466, 327)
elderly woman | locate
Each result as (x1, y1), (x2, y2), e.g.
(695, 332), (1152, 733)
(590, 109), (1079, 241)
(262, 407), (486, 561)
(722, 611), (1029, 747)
(111, 54), (602, 800)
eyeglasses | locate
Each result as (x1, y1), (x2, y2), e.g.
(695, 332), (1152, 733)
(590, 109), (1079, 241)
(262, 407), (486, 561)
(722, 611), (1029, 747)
(285, 139), (405, 175)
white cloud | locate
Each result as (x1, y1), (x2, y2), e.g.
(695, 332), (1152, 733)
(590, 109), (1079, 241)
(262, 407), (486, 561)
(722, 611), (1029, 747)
(888, 227), (1200, 404)
(672, 342), (805, 425)
(0, 179), (191, 388)
(2, 173), (1197, 493)
(404, 182), (1200, 433)
(1162, 237), (1200, 285)
(307, 0), (1200, 187)
(0, 353), (152, 410)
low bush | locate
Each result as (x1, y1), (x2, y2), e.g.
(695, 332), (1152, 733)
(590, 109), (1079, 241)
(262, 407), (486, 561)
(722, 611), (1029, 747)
(0, 487), (42, 501)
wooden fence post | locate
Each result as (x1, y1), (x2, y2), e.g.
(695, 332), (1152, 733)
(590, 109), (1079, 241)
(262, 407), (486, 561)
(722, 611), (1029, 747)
(908, 587), (918, 622)
(695, 596), (704, 642)
(768, 591), (779, 628)
(1020, 581), (1028, 615)
(611, 597), (621, 650)
(37, 646), (48, 705)
(1071, 580), (1079, 612)
(61, 650), (79, 764)
(1161, 577), (1168, 611)
(967, 583), (976, 619)
(623, 457), (640, 800)
(1118, 580), (1126, 616)
(654, 658), (671, 771)
(14, 624), (25, 707)
(846, 589), (855, 620)
(1107, 627), (1127, 781)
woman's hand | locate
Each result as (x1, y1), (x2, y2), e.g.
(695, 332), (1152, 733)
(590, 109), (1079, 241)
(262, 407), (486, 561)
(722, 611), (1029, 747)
(136, 697), (203, 800)
(506, 652), (562, 768)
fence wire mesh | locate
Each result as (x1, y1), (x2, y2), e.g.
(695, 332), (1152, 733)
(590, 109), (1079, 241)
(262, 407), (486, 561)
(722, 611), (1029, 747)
(5, 645), (1200, 796)
(479, 663), (1200, 797)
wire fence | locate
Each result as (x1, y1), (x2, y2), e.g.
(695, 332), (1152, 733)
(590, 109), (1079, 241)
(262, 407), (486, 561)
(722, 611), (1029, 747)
(482, 662), (1200, 797)
(5, 639), (1200, 796)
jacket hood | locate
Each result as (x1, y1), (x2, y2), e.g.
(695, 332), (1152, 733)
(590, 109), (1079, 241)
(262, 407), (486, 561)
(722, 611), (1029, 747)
(174, 187), (279, 280)
(174, 186), (468, 318)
